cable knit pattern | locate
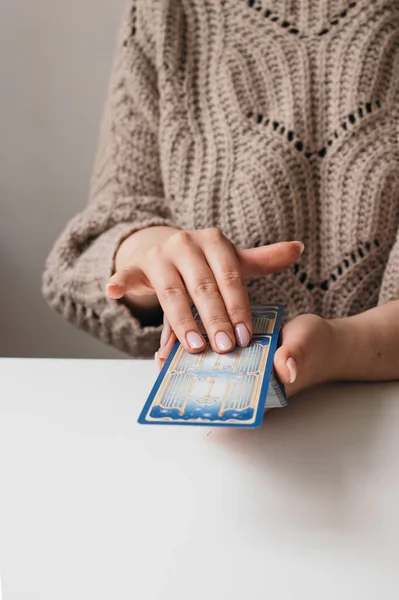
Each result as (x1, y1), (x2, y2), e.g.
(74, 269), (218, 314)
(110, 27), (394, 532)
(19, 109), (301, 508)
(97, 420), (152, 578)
(43, 0), (399, 357)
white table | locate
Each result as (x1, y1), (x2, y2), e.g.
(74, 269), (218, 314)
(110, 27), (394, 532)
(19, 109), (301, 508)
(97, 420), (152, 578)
(0, 359), (398, 600)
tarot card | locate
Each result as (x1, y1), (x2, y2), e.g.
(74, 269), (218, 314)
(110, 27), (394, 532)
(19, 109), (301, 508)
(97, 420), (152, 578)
(138, 304), (286, 428)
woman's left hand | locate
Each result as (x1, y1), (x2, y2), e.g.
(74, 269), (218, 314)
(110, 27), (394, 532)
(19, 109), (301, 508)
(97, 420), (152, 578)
(156, 313), (339, 399)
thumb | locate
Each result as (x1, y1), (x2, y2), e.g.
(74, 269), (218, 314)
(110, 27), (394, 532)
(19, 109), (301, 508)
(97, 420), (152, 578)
(106, 266), (149, 299)
(273, 316), (309, 387)
(273, 314), (331, 397)
(237, 241), (304, 278)
(274, 345), (298, 388)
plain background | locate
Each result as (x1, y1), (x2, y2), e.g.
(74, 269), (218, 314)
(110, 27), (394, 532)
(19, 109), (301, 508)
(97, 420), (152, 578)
(0, 0), (127, 357)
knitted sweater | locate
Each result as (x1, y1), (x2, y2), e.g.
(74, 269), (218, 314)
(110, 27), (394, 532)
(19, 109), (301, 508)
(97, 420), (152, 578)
(43, 0), (399, 358)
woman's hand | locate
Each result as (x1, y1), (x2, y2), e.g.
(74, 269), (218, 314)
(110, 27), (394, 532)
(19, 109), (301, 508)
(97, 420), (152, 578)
(156, 312), (337, 399)
(107, 226), (303, 354)
(273, 314), (337, 398)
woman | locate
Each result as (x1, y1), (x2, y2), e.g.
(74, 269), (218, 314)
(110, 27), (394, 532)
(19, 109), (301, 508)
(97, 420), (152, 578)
(43, 0), (399, 398)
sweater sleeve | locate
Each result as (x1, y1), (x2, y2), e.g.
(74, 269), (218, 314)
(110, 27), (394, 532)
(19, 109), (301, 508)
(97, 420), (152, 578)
(42, 1), (174, 358)
(378, 232), (399, 305)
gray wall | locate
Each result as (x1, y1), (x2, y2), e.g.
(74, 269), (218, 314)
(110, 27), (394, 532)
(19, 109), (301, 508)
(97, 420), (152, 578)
(0, 0), (126, 357)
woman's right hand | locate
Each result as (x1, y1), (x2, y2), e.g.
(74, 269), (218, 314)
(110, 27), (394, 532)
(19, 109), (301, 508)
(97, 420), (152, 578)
(107, 226), (303, 356)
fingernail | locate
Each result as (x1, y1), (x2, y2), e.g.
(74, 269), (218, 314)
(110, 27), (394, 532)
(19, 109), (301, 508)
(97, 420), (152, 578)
(186, 331), (204, 349)
(295, 241), (305, 256)
(286, 357), (297, 383)
(107, 280), (120, 289)
(106, 282), (122, 291)
(160, 315), (171, 347)
(106, 282), (124, 299)
(108, 274), (121, 286)
(235, 323), (251, 347)
(215, 331), (234, 352)
(154, 351), (162, 372)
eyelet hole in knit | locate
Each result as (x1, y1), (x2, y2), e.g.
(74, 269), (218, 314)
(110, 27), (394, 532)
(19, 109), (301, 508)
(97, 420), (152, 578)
(245, 0), (359, 38)
(246, 101), (382, 160)
(299, 272), (307, 284)
(246, 1), (303, 36)
(291, 240), (380, 292)
(131, 2), (137, 36)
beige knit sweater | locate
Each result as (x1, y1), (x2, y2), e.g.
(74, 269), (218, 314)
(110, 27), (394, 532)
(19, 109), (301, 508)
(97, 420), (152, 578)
(43, 0), (399, 358)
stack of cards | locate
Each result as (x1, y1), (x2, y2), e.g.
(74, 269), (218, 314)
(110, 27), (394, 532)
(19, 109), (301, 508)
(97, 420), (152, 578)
(138, 304), (287, 428)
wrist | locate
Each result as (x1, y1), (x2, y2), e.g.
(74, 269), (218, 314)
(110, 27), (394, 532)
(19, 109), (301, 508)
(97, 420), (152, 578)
(326, 316), (361, 381)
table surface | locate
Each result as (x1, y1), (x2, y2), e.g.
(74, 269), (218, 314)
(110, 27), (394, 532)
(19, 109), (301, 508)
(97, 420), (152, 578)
(0, 359), (398, 600)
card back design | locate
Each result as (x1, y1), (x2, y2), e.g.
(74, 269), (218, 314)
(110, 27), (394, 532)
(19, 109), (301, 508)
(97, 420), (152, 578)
(138, 304), (285, 427)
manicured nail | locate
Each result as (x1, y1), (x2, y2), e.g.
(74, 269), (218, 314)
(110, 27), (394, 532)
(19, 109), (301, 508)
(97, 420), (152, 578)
(154, 351), (162, 372)
(106, 282), (124, 299)
(286, 357), (297, 383)
(235, 323), (251, 347)
(295, 241), (305, 256)
(108, 273), (122, 286)
(186, 331), (204, 349)
(215, 331), (234, 352)
(160, 315), (171, 347)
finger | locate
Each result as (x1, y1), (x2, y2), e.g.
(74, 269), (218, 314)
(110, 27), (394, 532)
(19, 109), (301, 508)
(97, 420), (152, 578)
(237, 241), (304, 278)
(170, 234), (235, 353)
(106, 267), (150, 299)
(160, 313), (172, 348)
(106, 283), (126, 300)
(199, 231), (252, 348)
(154, 351), (162, 373)
(155, 351), (167, 373)
(273, 319), (303, 388)
(273, 315), (317, 396)
(275, 314), (335, 400)
(274, 346), (297, 387)
(158, 315), (177, 362)
(144, 248), (206, 353)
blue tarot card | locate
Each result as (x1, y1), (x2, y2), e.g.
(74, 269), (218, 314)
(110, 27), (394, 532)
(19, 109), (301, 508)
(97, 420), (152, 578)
(138, 304), (287, 428)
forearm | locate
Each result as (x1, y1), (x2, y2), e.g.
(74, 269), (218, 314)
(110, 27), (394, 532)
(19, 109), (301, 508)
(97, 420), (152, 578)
(330, 300), (399, 382)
